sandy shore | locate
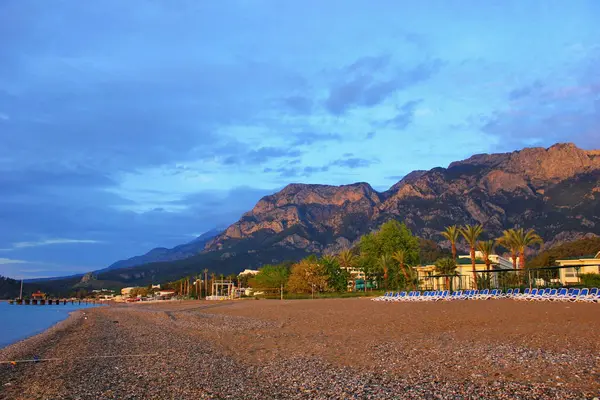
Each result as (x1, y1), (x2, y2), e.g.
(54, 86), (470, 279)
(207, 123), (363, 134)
(0, 298), (598, 399)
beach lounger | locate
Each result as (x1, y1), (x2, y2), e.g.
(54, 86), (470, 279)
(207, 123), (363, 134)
(393, 292), (407, 302)
(539, 288), (558, 301)
(449, 291), (462, 300)
(581, 288), (600, 303)
(459, 290), (472, 300)
(565, 288), (581, 302)
(552, 288), (568, 301)
(476, 289), (490, 300)
(510, 288), (521, 299)
(433, 290), (449, 301)
(516, 288), (535, 301)
(502, 288), (513, 298)
(484, 289), (500, 300)
(571, 288), (588, 302)
(530, 288), (549, 301)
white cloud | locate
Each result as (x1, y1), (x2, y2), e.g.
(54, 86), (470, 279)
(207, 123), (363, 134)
(11, 239), (102, 249)
(0, 258), (28, 265)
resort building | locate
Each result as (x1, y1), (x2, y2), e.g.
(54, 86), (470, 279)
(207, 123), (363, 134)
(121, 287), (135, 296)
(239, 269), (260, 276)
(156, 289), (176, 299)
(555, 251), (600, 285)
(414, 252), (513, 290)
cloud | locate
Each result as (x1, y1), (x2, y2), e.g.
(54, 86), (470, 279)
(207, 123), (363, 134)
(11, 239), (103, 250)
(385, 99), (423, 129)
(482, 81), (600, 150)
(222, 147), (302, 165)
(346, 55), (390, 73)
(0, 258), (27, 265)
(266, 157), (379, 178)
(282, 95), (313, 114)
(291, 132), (342, 146)
(330, 157), (379, 169)
(508, 80), (544, 100)
(325, 59), (443, 115)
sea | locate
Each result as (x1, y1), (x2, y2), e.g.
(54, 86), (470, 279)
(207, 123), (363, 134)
(0, 301), (101, 349)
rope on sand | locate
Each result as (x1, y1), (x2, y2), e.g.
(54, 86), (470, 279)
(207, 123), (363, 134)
(1, 353), (160, 365)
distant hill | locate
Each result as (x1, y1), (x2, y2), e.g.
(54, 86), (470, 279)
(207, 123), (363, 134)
(99, 228), (223, 272)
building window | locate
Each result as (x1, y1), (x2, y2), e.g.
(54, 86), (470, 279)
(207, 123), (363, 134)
(564, 268), (577, 278)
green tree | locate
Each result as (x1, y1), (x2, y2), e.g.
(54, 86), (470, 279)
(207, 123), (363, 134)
(392, 249), (413, 290)
(321, 255), (350, 292)
(250, 264), (290, 298)
(460, 224), (483, 290)
(434, 257), (457, 290)
(441, 225), (460, 261)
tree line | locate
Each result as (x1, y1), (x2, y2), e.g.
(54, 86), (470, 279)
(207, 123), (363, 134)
(249, 221), (547, 295)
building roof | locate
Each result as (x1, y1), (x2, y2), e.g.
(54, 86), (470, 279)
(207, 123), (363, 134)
(558, 254), (598, 260)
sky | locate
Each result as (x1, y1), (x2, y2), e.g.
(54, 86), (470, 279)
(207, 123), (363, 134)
(1, 0), (599, 278)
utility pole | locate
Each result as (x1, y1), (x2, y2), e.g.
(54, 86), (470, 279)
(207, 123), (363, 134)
(280, 283), (283, 301)
(19, 279), (23, 300)
(204, 269), (208, 299)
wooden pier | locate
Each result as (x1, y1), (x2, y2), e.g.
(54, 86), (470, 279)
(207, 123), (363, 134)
(8, 299), (98, 306)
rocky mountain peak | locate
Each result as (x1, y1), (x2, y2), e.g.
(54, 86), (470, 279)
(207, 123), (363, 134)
(246, 182), (380, 216)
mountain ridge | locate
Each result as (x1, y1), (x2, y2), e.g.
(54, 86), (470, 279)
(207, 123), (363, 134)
(98, 228), (223, 272)
(203, 143), (600, 257)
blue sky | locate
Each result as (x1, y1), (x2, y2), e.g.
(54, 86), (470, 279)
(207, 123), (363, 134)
(1, 1), (599, 278)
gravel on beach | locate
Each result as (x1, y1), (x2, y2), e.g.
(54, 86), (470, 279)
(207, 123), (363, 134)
(0, 298), (598, 399)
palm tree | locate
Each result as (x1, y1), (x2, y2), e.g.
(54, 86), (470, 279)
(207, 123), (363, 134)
(337, 249), (355, 270)
(338, 249), (359, 290)
(379, 254), (391, 290)
(497, 229), (519, 269)
(441, 225), (460, 261)
(511, 228), (543, 269)
(434, 257), (457, 290)
(478, 240), (495, 290)
(460, 224), (483, 290)
(392, 249), (412, 289)
(477, 240), (495, 272)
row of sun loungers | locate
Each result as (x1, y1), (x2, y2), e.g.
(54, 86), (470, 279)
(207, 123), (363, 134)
(373, 287), (600, 303)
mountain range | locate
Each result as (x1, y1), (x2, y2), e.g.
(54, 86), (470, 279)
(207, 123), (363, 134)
(38, 143), (600, 290)
(99, 228), (223, 272)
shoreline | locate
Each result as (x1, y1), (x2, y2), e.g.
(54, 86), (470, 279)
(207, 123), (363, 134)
(0, 309), (85, 361)
(1, 299), (598, 399)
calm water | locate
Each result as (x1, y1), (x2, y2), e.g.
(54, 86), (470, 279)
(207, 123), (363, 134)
(0, 301), (101, 349)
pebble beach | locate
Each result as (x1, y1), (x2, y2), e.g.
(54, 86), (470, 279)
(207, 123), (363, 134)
(0, 298), (598, 399)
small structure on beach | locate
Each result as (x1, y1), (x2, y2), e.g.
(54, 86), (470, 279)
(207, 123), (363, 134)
(31, 291), (46, 301)
(207, 279), (234, 300)
(156, 289), (176, 300)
